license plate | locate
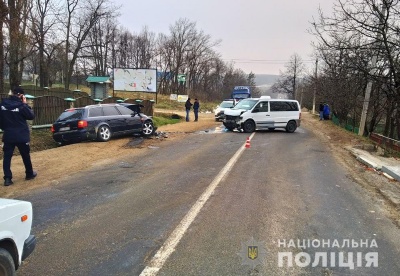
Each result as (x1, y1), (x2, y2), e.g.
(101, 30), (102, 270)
(59, 126), (70, 131)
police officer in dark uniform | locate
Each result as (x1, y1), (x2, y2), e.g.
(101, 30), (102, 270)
(0, 86), (37, 186)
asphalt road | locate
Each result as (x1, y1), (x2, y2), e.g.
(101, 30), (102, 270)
(17, 126), (400, 276)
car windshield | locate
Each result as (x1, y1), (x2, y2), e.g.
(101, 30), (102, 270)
(220, 101), (234, 108)
(232, 99), (258, 110)
(56, 109), (85, 121)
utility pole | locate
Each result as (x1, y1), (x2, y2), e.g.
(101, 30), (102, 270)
(358, 56), (377, 136)
(358, 3), (385, 136)
(312, 58), (318, 114)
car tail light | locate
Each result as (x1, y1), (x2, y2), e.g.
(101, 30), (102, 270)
(299, 112), (301, 119)
(51, 125), (55, 133)
(77, 120), (88, 128)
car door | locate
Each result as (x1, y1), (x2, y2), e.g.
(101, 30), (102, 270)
(116, 105), (142, 132)
(102, 106), (126, 133)
(251, 101), (273, 129)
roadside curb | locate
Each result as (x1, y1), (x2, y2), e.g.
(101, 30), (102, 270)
(347, 146), (400, 210)
(382, 166), (400, 182)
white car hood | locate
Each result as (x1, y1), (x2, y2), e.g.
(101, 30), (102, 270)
(224, 109), (247, 116)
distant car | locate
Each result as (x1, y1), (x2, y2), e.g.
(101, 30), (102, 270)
(0, 198), (36, 275)
(214, 99), (235, 121)
(51, 103), (155, 144)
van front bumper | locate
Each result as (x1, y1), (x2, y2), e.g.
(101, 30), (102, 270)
(223, 117), (241, 129)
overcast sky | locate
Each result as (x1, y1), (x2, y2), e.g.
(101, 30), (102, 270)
(112, 0), (336, 75)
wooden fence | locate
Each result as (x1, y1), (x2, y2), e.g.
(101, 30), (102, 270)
(0, 93), (155, 126)
(33, 96), (70, 125)
(370, 132), (400, 153)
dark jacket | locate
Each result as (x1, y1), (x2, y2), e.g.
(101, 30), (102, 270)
(319, 103), (324, 112)
(0, 95), (35, 143)
(185, 100), (192, 110)
(193, 101), (200, 110)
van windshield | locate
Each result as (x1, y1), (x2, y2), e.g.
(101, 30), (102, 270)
(232, 99), (258, 110)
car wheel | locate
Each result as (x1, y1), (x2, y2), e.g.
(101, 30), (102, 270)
(286, 121), (297, 133)
(243, 120), (256, 133)
(97, 125), (111, 142)
(0, 248), (15, 276)
(142, 120), (154, 137)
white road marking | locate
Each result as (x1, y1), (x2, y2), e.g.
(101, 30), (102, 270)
(139, 132), (256, 276)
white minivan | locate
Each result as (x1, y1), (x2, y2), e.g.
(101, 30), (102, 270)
(223, 96), (301, 133)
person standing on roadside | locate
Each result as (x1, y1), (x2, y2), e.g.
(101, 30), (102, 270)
(185, 98), (192, 122)
(193, 99), (200, 122)
(323, 103), (331, 120)
(0, 86), (37, 186)
(319, 102), (324, 120)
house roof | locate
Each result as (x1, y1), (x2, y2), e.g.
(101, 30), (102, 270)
(86, 76), (112, 83)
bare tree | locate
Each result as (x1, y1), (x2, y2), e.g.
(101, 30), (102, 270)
(7, 0), (32, 88)
(168, 18), (197, 94)
(62, 0), (116, 90)
(0, 1), (9, 91)
(271, 53), (305, 99)
(85, 14), (118, 76)
(310, 0), (400, 138)
(30, 0), (62, 87)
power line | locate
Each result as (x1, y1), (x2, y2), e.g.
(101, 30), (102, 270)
(223, 59), (315, 64)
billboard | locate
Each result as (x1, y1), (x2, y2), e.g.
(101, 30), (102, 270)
(113, 68), (157, 93)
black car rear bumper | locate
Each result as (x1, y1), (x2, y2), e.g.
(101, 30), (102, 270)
(53, 129), (93, 143)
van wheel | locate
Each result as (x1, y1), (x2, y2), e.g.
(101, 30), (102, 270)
(0, 248), (15, 276)
(97, 125), (111, 141)
(243, 120), (256, 133)
(286, 121), (297, 133)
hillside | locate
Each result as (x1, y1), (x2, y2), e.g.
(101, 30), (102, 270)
(255, 74), (280, 97)
(254, 74), (280, 86)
